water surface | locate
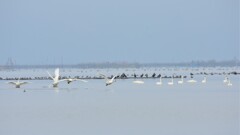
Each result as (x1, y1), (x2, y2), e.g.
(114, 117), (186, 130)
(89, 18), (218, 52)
(0, 69), (239, 135)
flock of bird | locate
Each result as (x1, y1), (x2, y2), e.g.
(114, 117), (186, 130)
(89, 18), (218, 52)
(6, 68), (87, 88)
(134, 74), (232, 86)
(154, 75), (232, 86)
(5, 68), (234, 88)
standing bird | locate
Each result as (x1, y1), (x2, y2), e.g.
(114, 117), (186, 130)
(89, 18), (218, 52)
(223, 76), (228, 83)
(156, 76), (163, 85)
(168, 76), (174, 85)
(227, 79), (233, 86)
(152, 73), (156, 78)
(202, 76), (207, 83)
(178, 76), (184, 84)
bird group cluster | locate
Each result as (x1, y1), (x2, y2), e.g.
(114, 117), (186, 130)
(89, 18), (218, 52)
(6, 68), (234, 88)
(151, 75), (232, 86)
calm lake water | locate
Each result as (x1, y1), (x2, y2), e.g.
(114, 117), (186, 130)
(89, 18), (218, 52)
(0, 68), (239, 135)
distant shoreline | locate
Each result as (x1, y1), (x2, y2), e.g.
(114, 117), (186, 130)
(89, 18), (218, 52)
(1, 59), (240, 69)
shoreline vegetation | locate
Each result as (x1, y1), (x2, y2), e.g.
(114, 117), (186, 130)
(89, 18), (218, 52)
(1, 59), (240, 69)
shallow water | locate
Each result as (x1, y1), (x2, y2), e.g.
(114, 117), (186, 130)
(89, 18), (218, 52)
(0, 69), (239, 135)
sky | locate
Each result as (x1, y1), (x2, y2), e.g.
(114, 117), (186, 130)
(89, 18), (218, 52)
(0, 0), (239, 65)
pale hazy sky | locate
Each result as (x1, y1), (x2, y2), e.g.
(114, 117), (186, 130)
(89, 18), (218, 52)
(0, 0), (239, 65)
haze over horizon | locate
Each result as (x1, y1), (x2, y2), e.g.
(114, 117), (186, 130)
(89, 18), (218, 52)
(0, 0), (239, 65)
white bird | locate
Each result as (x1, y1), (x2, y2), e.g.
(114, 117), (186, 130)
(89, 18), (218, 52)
(133, 80), (145, 84)
(99, 74), (117, 86)
(7, 78), (30, 88)
(223, 76), (228, 83)
(201, 76), (207, 83)
(178, 76), (184, 84)
(187, 79), (197, 83)
(47, 68), (65, 87)
(168, 77), (174, 85)
(63, 78), (88, 84)
(227, 79), (233, 86)
(156, 76), (162, 85)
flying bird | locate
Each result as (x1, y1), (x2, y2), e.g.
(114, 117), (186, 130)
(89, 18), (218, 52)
(99, 74), (118, 86)
(47, 68), (65, 87)
(63, 78), (88, 84)
(7, 78), (30, 88)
